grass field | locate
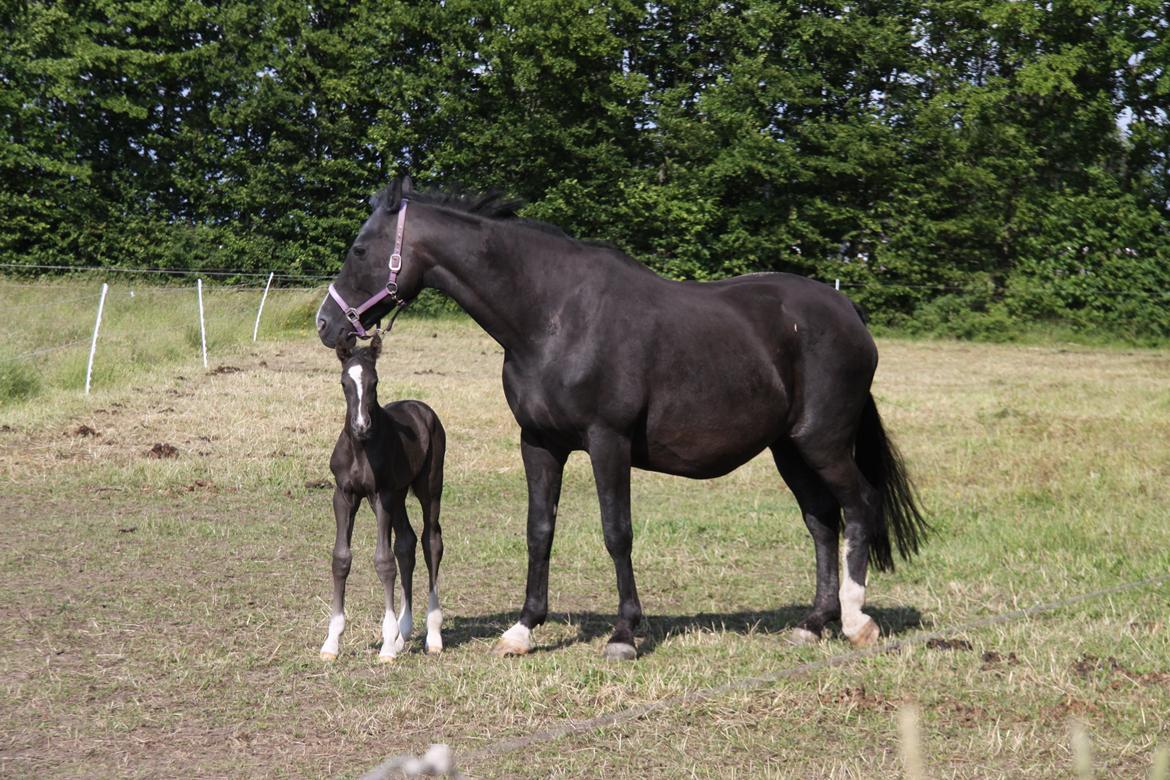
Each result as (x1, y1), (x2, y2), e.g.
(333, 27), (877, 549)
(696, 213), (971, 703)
(2, 280), (1169, 778)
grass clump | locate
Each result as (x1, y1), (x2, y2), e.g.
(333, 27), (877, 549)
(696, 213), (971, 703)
(0, 355), (41, 403)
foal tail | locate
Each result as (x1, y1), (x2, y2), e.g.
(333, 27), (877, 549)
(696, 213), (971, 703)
(855, 394), (929, 572)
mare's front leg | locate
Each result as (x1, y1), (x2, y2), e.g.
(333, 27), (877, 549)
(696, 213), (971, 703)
(320, 488), (359, 661)
(493, 431), (567, 656)
(589, 428), (642, 661)
(374, 492), (407, 661)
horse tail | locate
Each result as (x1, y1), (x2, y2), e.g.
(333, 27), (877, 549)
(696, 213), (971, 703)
(855, 394), (929, 572)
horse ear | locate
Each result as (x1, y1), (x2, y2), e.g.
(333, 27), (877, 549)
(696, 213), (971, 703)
(370, 333), (382, 359)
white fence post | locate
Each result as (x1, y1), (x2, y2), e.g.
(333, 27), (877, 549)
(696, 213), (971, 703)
(197, 278), (208, 369)
(835, 278), (841, 291)
(253, 271), (274, 342)
(84, 282), (109, 395)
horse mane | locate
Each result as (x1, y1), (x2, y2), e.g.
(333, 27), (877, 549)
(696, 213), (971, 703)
(372, 181), (525, 221)
(371, 179), (579, 241)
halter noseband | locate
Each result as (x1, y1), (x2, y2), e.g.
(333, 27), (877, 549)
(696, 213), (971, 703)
(327, 199), (410, 338)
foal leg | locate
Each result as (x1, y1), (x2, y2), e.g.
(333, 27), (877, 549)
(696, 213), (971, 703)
(588, 429), (641, 661)
(415, 452), (446, 654)
(771, 442), (842, 644)
(494, 431), (567, 656)
(374, 492), (406, 661)
(321, 489), (359, 661)
(391, 502), (417, 645)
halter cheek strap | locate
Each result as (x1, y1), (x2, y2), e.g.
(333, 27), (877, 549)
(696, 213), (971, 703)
(328, 200), (409, 338)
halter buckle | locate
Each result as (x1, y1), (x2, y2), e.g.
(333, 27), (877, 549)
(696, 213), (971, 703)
(344, 308), (361, 325)
(389, 253), (402, 272)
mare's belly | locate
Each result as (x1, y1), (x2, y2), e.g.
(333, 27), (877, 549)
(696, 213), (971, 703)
(635, 395), (785, 479)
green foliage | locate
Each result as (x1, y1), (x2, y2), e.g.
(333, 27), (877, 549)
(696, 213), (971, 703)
(2, 0), (1168, 337)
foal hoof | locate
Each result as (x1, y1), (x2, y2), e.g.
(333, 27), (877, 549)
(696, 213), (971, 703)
(847, 617), (881, 648)
(319, 650), (338, 662)
(602, 642), (637, 661)
(492, 637), (529, 657)
(788, 627), (822, 646)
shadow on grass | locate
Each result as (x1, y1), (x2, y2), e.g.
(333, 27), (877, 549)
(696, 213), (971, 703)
(441, 605), (923, 658)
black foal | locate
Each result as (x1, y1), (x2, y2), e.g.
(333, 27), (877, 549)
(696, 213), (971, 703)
(320, 334), (447, 661)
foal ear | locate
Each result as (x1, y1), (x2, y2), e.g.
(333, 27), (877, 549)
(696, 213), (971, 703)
(370, 333), (383, 359)
(336, 336), (354, 363)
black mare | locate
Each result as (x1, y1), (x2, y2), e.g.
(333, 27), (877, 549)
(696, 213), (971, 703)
(317, 177), (927, 660)
(320, 333), (447, 661)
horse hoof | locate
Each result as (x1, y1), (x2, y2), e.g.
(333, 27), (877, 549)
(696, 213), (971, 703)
(788, 627), (822, 646)
(320, 650), (338, 661)
(602, 642), (637, 661)
(425, 642), (443, 656)
(377, 653), (397, 663)
(492, 638), (529, 657)
(848, 617), (881, 648)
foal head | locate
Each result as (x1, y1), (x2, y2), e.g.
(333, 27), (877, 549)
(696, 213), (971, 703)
(336, 334), (382, 440)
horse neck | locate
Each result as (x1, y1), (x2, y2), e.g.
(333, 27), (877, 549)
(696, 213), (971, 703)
(417, 210), (571, 352)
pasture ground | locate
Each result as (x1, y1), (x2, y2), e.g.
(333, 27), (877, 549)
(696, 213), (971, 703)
(2, 295), (1169, 778)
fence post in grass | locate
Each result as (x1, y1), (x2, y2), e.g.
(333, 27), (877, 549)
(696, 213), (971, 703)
(1072, 721), (1094, 779)
(897, 704), (926, 780)
(197, 278), (208, 369)
(84, 282), (109, 396)
(835, 278), (841, 291)
(1150, 745), (1168, 780)
(253, 271), (274, 342)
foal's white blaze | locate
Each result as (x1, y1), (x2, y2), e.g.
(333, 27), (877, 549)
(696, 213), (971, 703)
(320, 613), (346, 659)
(838, 538), (870, 638)
(425, 586), (443, 654)
(346, 365), (367, 430)
(380, 609), (404, 660)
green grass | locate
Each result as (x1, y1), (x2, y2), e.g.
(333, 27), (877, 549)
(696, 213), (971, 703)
(1, 281), (1168, 778)
(0, 278), (329, 404)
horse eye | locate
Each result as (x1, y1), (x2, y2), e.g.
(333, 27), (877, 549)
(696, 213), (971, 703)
(352, 246), (366, 257)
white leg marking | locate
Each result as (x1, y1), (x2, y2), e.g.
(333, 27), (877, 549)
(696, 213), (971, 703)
(501, 622), (531, 650)
(425, 587), (443, 654)
(380, 609), (404, 661)
(839, 539), (866, 634)
(839, 538), (878, 644)
(321, 613), (345, 659)
(397, 584), (413, 641)
(346, 365), (367, 430)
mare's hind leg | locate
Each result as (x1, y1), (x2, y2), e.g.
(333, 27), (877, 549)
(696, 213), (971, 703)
(374, 491), (407, 661)
(770, 442), (841, 644)
(799, 447), (882, 648)
(391, 502), (417, 644)
(415, 443), (446, 654)
(321, 488), (359, 661)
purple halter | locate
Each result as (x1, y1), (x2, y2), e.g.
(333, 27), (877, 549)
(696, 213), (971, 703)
(327, 199), (409, 337)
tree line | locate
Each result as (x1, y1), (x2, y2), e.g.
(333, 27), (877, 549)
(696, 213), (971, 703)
(2, 1), (1167, 337)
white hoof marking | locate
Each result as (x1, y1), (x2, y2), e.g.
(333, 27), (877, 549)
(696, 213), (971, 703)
(493, 622), (532, 656)
(425, 590), (443, 655)
(320, 614), (345, 659)
(789, 627), (821, 645)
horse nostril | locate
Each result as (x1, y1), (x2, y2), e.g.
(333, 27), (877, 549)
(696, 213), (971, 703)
(317, 318), (327, 332)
